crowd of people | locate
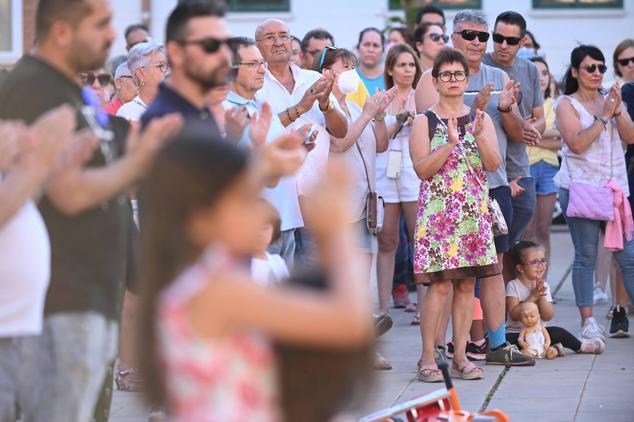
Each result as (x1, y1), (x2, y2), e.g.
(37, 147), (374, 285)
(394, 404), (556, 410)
(1, 0), (634, 421)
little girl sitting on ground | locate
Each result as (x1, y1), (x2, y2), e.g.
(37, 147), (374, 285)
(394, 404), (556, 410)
(506, 241), (605, 355)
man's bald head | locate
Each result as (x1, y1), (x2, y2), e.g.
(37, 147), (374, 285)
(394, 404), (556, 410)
(255, 18), (288, 40)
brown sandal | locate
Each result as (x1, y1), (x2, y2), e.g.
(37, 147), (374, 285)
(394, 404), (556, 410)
(417, 366), (443, 383)
(450, 361), (483, 380)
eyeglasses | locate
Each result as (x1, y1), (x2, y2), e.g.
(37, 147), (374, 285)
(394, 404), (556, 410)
(257, 33), (291, 45)
(118, 75), (133, 80)
(581, 64), (607, 74)
(319, 46), (337, 71)
(492, 33), (522, 46)
(429, 33), (449, 43)
(618, 56), (634, 66)
(237, 60), (268, 70)
(144, 62), (170, 73)
(454, 30), (490, 43)
(80, 72), (112, 87)
(178, 37), (232, 54)
(525, 258), (547, 266)
(438, 70), (467, 82)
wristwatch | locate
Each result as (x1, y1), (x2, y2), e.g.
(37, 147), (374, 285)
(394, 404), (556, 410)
(497, 104), (512, 113)
(319, 99), (335, 114)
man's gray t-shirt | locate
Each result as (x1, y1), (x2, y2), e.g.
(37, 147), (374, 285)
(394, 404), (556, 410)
(483, 54), (543, 180)
(463, 63), (509, 189)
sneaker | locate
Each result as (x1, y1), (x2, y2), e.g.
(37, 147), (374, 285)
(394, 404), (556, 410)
(609, 305), (630, 338)
(580, 317), (606, 341)
(579, 338), (605, 354)
(374, 314), (393, 338)
(446, 342), (454, 359)
(485, 342), (535, 366)
(392, 284), (411, 308)
(434, 346), (448, 363)
(607, 305), (617, 320)
(466, 340), (488, 361)
(593, 285), (609, 305)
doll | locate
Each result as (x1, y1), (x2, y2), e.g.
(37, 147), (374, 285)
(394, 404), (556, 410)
(518, 302), (558, 360)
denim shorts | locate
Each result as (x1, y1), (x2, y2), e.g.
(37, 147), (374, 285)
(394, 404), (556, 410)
(489, 185), (513, 254)
(530, 160), (559, 196)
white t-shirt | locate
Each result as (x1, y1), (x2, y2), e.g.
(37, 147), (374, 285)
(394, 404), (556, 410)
(505, 278), (553, 333)
(251, 253), (290, 286)
(116, 95), (148, 122)
(0, 201), (51, 337)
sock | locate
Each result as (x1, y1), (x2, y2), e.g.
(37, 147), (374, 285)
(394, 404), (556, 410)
(487, 323), (507, 350)
(473, 338), (486, 347)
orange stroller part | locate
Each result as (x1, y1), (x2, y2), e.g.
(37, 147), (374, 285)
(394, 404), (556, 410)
(359, 362), (509, 422)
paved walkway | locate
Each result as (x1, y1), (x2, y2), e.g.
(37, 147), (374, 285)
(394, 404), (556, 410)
(110, 230), (634, 421)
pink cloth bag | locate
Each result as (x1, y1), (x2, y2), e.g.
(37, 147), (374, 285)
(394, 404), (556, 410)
(604, 179), (634, 252)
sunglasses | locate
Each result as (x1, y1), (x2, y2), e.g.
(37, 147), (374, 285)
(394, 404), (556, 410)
(429, 33), (449, 43)
(492, 33), (522, 46)
(179, 37), (232, 54)
(581, 64), (608, 74)
(454, 30), (490, 43)
(80, 72), (112, 87)
(438, 70), (467, 82)
(618, 56), (634, 66)
(319, 46), (337, 71)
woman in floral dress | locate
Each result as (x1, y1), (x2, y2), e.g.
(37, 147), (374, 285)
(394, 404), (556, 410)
(410, 48), (501, 382)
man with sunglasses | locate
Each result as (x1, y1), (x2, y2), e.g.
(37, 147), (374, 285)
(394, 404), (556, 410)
(141, 1), (232, 137)
(483, 12), (545, 275)
(300, 28), (335, 70)
(415, 10), (532, 367)
(254, 19), (347, 139)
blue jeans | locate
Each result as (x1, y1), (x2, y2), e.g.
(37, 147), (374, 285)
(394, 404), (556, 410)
(559, 188), (634, 308)
(508, 177), (537, 245)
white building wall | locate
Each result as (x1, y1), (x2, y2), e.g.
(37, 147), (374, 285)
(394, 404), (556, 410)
(113, 0), (633, 83)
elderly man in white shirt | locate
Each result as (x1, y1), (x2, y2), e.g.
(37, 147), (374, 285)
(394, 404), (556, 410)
(255, 19), (347, 138)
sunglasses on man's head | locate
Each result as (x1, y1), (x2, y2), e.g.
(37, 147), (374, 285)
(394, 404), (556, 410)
(429, 33), (449, 43)
(178, 36), (233, 54)
(581, 64), (607, 74)
(492, 33), (522, 46)
(80, 72), (112, 87)
(454, 30), (490, 43)
(618, 56), (634, 67)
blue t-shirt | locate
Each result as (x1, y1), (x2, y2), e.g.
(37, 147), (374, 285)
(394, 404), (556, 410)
(357, 69), (385, 96)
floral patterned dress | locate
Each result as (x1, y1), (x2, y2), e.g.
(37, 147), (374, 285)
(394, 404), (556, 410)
(413, 110), (500, 284)
(158, 247), (280, 422)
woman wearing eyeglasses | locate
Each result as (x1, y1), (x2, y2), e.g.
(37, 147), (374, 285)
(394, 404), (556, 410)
(117, 41), (169, 124)
(81, 68), (113, 106)
(555, 45), (634, 342)
(410, 48), (500, 382)
(413, 22), (448, 71)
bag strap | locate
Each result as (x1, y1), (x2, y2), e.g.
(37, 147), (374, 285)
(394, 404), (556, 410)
(427, 109), (488, 193)
(355, 141), (374, 194)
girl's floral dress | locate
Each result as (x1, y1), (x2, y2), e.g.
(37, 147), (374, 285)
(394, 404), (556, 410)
(413, 110), (500, 284)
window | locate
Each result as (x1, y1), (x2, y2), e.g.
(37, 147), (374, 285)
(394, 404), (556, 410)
(389, 0), (482, 11)
(0, 0), (23, 65)
(532, 0), (623, 8)
(227, 0), (290, 12)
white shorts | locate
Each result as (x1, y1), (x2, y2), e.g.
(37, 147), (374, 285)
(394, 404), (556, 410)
(376, 165), (421, 204)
